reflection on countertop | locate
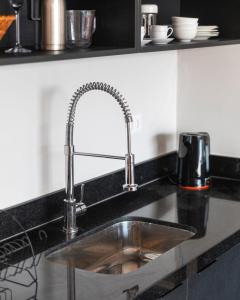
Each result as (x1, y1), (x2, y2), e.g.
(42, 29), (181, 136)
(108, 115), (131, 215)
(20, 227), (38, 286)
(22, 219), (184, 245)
(1, 177), (240, 299)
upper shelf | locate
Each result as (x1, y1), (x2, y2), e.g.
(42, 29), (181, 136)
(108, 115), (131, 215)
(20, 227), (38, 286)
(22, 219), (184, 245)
(0, 46), (136, 66)
(140, 38), (240, 53)
(0, 0), (240, 66)
(1, 39), (240, 67)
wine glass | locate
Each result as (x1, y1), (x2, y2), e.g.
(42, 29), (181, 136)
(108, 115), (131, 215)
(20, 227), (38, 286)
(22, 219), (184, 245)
(5, 0), (32, 54)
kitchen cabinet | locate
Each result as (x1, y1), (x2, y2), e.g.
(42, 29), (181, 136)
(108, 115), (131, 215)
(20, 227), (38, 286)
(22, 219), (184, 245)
(163, 282), (187, 300)
(188, 243), (240, 300)
(162, 243), (240, 300)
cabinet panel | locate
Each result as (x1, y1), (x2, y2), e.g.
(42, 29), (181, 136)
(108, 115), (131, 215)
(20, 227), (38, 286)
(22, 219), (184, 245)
(162, 282), (187, 300)
(189, 244), (240, 300)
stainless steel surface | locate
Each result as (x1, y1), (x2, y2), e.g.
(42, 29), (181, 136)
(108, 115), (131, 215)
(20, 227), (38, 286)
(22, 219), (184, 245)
(66, 10), (96, 48)
(30, 0), (66, 51)
(142, 13), (157, 38)
(42, 0), (65, 50)
(67, 265), (76, 300)
(64, 82), (138, 234)
(76, 184), (87, 215)
(47, 219), (194, 275)
(124, 153), (138, 192)
(74, 152), (125, 160)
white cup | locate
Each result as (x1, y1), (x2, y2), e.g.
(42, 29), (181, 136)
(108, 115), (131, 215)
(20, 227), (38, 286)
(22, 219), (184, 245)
(150, 25), (173, 40)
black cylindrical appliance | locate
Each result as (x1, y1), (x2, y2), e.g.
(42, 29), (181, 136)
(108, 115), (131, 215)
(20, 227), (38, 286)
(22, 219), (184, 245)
(178, 132), (210, 190)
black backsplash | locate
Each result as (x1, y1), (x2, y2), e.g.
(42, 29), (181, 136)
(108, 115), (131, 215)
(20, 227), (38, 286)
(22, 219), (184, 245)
(3, 151), (240, 240)
(4, 152), (177, 236)
(211, 155), (240, 181)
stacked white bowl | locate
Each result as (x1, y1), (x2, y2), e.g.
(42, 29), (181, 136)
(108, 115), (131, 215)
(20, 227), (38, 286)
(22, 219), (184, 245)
(172, 16), (198, 42)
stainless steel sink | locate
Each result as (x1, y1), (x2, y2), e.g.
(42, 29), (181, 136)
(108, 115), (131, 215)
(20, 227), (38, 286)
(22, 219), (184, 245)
(47, 217), (195, 275)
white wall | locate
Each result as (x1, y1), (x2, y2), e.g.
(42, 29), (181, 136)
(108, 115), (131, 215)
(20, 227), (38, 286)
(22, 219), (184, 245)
(178, 45), (240, 157)
(0, 51), (177, 208)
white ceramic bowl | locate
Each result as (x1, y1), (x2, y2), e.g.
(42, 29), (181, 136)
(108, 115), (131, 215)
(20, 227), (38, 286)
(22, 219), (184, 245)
(173, 24), (198, 30)
(172, 16), (198, 22)
(172, 21), (198, 27)
(173, 22), (198, 26)
(173, 27), (197, 42)
(172, 18), (198, 26)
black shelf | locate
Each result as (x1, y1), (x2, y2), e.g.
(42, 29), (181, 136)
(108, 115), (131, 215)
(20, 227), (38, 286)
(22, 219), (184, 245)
(0, 46), (136, 66)
(1, 38), (240, 66)
(140, 38), (240, 52)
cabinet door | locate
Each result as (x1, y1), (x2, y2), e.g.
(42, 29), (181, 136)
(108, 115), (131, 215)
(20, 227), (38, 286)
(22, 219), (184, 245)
(189, 244), (240, 300)
(162, 282), (187, 300)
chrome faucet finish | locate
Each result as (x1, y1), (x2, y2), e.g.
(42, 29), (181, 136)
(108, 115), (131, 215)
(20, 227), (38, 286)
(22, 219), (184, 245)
(64, 82), (138, 234)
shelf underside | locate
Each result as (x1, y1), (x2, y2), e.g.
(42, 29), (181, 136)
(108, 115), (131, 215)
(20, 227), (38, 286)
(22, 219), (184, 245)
(0, 38), (240, 66)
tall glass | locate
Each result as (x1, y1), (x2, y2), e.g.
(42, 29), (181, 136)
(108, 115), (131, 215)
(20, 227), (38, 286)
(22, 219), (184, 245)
(5, 0), (32, 53)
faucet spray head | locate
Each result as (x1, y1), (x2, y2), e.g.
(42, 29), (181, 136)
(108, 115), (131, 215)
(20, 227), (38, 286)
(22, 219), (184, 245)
(123, 154), (138, 192)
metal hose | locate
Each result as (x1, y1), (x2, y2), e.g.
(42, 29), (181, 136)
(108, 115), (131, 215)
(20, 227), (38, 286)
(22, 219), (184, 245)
(67, 82), (133, 125)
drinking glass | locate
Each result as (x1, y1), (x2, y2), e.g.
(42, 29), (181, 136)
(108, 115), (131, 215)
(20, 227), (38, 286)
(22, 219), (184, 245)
(5, 0), (32, 53)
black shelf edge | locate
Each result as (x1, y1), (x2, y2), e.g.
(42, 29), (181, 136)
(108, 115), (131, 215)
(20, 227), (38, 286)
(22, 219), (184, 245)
(0, 38), (240, 66)
(0, 46), (137, 66)
(140, 38), (240, 53)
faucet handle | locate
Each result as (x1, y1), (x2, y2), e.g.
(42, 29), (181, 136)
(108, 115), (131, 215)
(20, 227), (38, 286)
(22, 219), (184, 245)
(76, 184), (87, 214)
(80, 183), (85, 202)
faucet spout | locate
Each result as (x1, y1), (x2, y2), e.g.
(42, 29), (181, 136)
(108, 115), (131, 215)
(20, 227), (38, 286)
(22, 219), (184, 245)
(64, 82), (138, 234)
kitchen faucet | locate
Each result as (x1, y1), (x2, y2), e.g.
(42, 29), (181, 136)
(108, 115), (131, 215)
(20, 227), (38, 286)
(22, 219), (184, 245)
(64, 82), (138, 234)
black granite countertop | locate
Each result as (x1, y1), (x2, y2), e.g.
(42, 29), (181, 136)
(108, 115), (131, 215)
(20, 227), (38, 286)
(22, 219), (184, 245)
(1, 176), (240, 300)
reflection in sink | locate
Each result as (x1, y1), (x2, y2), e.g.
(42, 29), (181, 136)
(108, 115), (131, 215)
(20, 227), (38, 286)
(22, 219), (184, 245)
(47, 217), (195, 275)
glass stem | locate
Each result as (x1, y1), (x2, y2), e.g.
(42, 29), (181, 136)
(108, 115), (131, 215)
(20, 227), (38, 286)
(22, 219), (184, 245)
(15, 10), (21, 47)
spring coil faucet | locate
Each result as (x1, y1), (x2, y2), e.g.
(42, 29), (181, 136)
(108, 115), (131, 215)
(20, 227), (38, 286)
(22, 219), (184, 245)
(64, 82), (138, 234)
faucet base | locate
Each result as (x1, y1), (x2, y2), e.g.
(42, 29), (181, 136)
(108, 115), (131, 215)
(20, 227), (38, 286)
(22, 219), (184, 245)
(63, 226), (79, 234)
(123, 184), (138, 192)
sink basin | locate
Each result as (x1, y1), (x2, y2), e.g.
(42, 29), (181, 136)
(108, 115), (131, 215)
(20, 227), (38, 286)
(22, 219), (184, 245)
(47, 217), (195, 275)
